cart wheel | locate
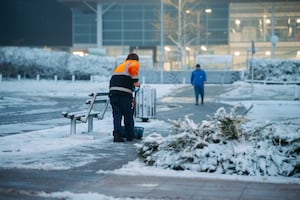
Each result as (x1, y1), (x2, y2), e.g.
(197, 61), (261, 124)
(142, 118), (149, 122)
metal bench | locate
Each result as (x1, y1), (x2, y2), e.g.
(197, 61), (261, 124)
(62, 92), (109, 135)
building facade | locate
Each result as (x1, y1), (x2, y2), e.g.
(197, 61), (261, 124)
(59, 0), (300, 70)
(229, 1), (300, 70)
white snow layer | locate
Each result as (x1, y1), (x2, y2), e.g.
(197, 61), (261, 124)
(0, 47), (300, 186)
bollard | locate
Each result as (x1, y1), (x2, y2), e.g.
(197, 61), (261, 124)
(221, 72), (225, 85)
(294, 85), (299, 101)
(36, 74), (40, 81)
(54, 75), (58, 83)
(0, 73), (2, 82)
(72, 75), (75, 83)
(182, 77), (186, 84)
(17, 74), (21, 81)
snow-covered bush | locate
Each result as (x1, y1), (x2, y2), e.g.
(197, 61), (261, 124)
(0, 47), (116, 79)
(136, 104), (300, 177)
(250, 59), (300, 81)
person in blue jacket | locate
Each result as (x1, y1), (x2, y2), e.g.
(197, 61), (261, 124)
(190, 64), (207, 105)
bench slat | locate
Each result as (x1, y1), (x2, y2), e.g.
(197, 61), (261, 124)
(89, 92), (109, 97)
(86, 99), (108, 104)
(62, 111), (85, 118)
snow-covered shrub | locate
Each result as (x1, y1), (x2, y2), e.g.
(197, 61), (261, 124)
(0, 47), (116, 79)
(250, 59), (300, 81)
(0, 47), (69, 78)
(136, 104), (300, 177)
(169, 104), (249, 142)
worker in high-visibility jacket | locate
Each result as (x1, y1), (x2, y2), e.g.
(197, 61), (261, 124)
(109, 53), (140, 142)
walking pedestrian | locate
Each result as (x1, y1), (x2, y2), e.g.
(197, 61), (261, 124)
(109, 53), (141, 142)
(190, 64), (207, 105)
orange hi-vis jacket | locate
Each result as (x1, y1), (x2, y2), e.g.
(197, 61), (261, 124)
(109, 59), (140, 95)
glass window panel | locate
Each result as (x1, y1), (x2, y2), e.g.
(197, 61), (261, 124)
(144, 10), (157, 19)
(74, 25), (91, 34)
(123, 11), (143, 20)
(103, 21), (122, 30)
(104, 10), (122, 20)
(103, 31), (122, 39)
(124, 31), (142, 40)
(103, 40), (121, 45)
(123, 21), (143, 29)
(144, 30), (159, 39)
(123, 5), (142, 10)
(74, 35), (89, 43)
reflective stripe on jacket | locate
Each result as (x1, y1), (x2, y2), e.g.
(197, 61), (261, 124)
(109, 60), (140, 95)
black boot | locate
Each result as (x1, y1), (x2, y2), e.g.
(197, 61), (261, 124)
(126, 135), (133, 142)
(113, 131), (125, 142)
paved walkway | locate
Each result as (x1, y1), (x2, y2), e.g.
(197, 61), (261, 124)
(1, 85), (300, 200)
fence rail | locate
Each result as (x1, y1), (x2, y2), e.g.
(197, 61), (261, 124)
(245, 80), (300, 85)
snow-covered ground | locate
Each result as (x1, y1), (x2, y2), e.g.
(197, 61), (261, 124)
(0, 80), (178, 168)
(1, 47), (300, 200)
(0, 80), (299, 186)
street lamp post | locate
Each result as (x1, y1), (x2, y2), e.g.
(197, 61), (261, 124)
(205, 8), (211, 49)
(178, 0), (182, 69)
(183, 10), (190, 69)
(160, 0), (164, 83)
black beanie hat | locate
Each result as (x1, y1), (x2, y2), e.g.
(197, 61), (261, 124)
(126, 53), (139, 61)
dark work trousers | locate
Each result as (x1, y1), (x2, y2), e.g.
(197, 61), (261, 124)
(193, 85), (205, 104)
(109, 93), (134, 140)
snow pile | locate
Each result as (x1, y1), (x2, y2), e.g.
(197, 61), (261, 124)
(137, 104), (300, 177)
(37, 191), (149, 200)
(251, 59), (300, 81)
(0, 47), (116, 79)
